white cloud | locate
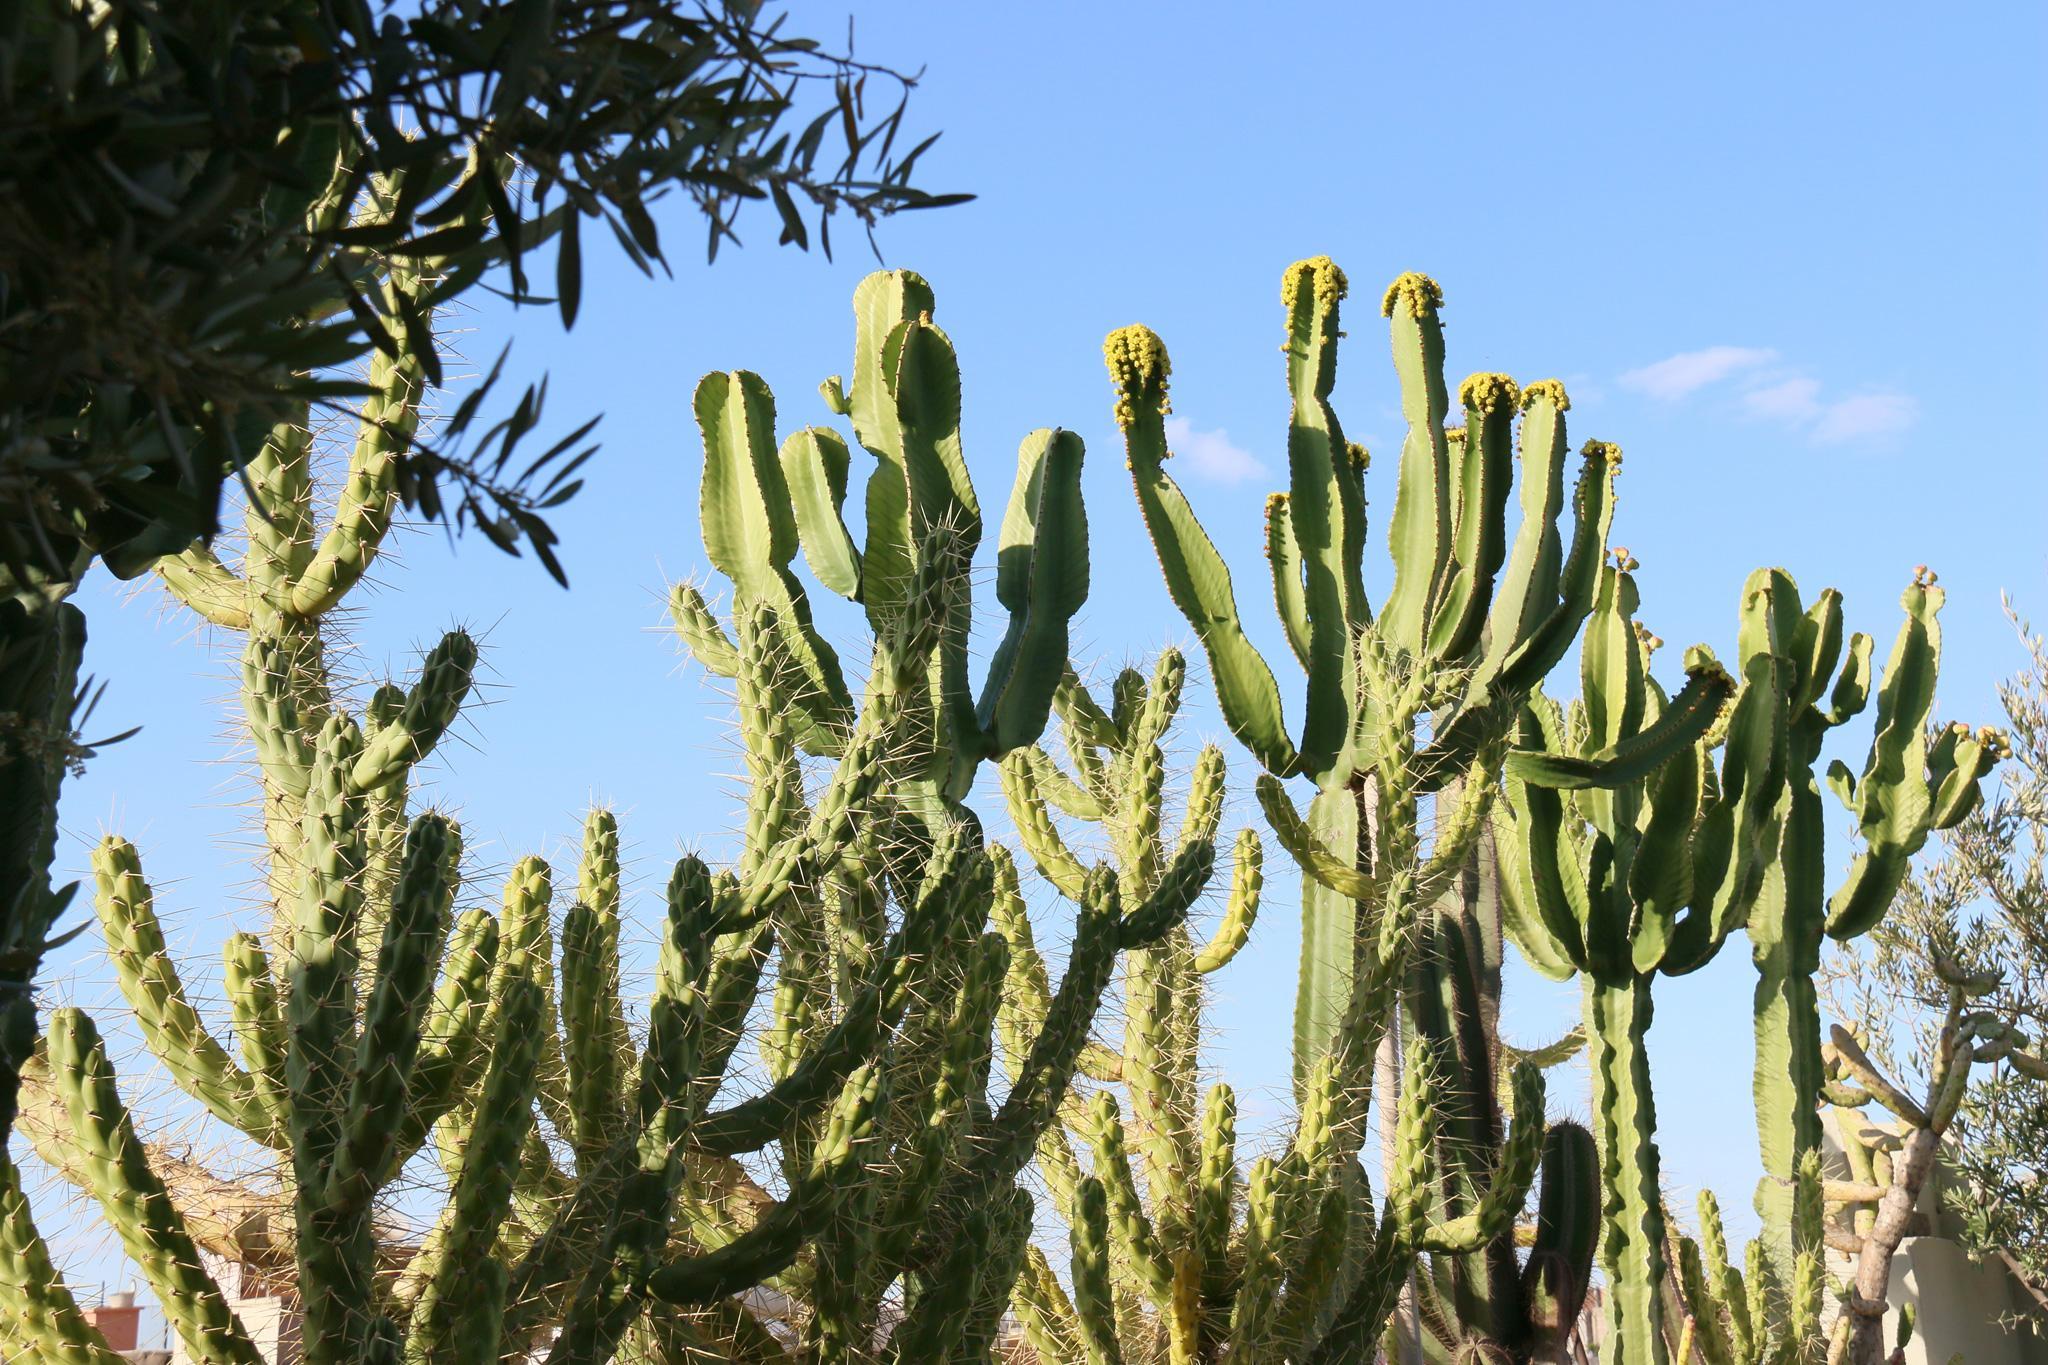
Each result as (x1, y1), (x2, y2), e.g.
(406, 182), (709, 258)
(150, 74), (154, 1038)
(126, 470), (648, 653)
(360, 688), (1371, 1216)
(1618, 346), (1777, 400)
(1812, 393), (1918, 444)
(1622, 348), (1917, 449)
(1165, 416), (1266, 483)
(1740, 377), (1822, 421)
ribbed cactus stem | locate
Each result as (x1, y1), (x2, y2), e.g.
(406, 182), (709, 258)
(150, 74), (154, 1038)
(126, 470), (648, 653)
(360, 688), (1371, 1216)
(1587, 976), (1669, 1365)
(48, 1010), (264, 1365)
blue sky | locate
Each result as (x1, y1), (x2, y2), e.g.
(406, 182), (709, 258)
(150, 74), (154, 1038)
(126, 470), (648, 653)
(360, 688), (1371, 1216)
(47, 1), (2046, 1277)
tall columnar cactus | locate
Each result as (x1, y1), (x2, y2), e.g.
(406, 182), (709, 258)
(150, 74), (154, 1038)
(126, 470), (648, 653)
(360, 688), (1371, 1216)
(1003, 655), (1591, 1365)
(1736, 566), (1999, 1297)
(1493, 557), (1785, 1365)
(1107, 260), (1648, 1084)
(647, 269), (1223, 1361)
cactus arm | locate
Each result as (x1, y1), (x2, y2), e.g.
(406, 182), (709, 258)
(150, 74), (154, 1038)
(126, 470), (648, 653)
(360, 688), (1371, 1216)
(48, 1009), (265, 1365)
(0, 1150), (127, 1364)
(544, 862), (716, 1365)
(1474, 381), (1571, 683)
(1192, 829), (1262, 973)
(976, 427), (1090, 754)
(1428, 375), (1519, 661)
(1194, 1082), (1238, 1338)
(387, 906), (497, 1164)
(1488, 442), (1621, 700)
(91, 836), (278, 1143)
(1520, 1122), (1600, 1357)
(1585, 975), (1670, 1365)
(1016, 1244), (1087, 1365)
(669, 582), (741, 676)
(1506, 659), (1733, 792)
(289, 268), (423, 617)
(1265, 493), (1315, 668)
(1280, 257), (1366, 775)
(349, 630), (476, 791)
(779, 425), (864, 599)
(1825, 578), (1943, 939)
(1109, 324), (1299, 776)
(240, 634), (315, 801)
(1071, 1177), (1128, 1365)
(966, 872), (1123, 1194)
(559, 901), (625, 1165)
(1025, 741), (1105, 821)
(1377, 272), (1454, 653)
(696, 368), (854, 752)
(157, 543), (253, 628)
(1085, 1092), (1175, 1306)
(404, 974), (544, 1365)
(1493, 801), (1580, 982)
(325, 815), (454, 1209)
(1257, 774), (1375, 899)
(222, 930), (291, 1131)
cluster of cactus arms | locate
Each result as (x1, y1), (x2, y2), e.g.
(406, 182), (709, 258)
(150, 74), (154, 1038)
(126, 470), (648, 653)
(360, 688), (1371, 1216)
(1495, 559), (2003, 1365)
(651, 268), (1213, 1360)
(1107, 259), (1637, 1087)
(1671, 1156), (1843, 1365)
(0, 263), (1186, 1364)
(1000, 648), (1593, 1365)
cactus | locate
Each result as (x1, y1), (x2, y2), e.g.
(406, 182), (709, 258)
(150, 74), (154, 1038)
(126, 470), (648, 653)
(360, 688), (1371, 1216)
(1494, 557), (1781, 1365)
(0, 264), (1136, 1363)
(1009, 655), (1592, 1365)
(1739, 566), (1999, 1300)
(1108, 261), (1666, 1090)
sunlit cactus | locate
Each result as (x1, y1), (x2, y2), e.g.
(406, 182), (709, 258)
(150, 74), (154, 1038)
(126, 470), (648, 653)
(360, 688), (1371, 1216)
(0, 266), (1132, 1364)
(1005, 654), (1590, 1364)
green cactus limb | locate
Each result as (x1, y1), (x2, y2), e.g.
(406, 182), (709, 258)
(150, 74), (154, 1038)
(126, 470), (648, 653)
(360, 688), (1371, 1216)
(1108, 324), (1297, 776)
(1587, 976), (1670, 1365)
(1266, 492), (1314, 669)
(1505, 656), (1733, 792)
(544, 861), (717, 1365)
(1293, 784), (1366, 1093)
(91, 836), (278, 1143)
(1192, 829), (1262, 973)
(156, 543), (254, 629)
(1016, 1244), (1087, 1364)
(1377, 272), (1454, 654)
(324, 813), (455, 1211)
(0, 1149), (125, 1364)
(1521, 1121), (1600, 1357)
(1085, 1091), (1175, 1304)
(1072, 1177), (1128, 1365)
(780, 426), (864, 600)
(976, 427), (1090, 754)
(1000, 749), (1090, 898)
(1824, 577), (1960, 939)
(47, 1009), (264, 1365)
(696, 368), (854, 752)
(1279, 257), (1367, 776)
(668, 582), (740, 677)
(1427, 375), (1519, 661)
(348, 629), (477, 792)
(289, 266), (423, 617)
(404, 973), (544, 1365)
